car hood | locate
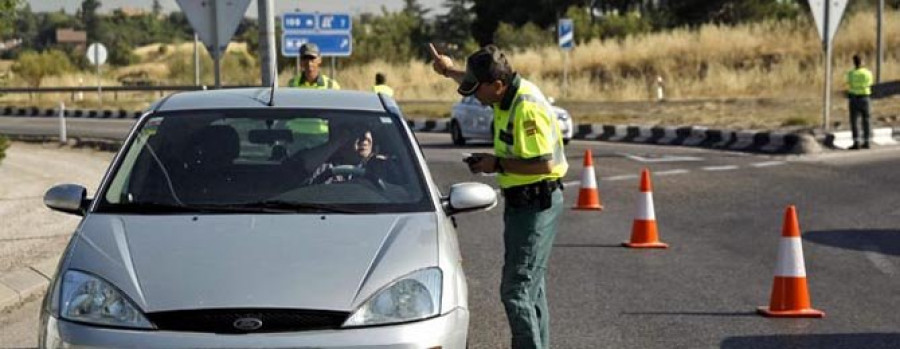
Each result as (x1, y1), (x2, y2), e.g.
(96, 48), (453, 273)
(65, 213), (438, 312)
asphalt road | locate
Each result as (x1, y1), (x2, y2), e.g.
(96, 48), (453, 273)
(1, 132), (899, 348)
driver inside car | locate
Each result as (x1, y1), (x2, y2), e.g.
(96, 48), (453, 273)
(304, 130), (391, 186)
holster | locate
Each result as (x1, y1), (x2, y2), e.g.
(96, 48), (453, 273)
(502, 179), (562, 210)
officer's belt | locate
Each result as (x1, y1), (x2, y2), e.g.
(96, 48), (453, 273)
(502, 179), (563, 197)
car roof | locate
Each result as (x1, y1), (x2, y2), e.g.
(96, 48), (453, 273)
(155, 88), (387, 113)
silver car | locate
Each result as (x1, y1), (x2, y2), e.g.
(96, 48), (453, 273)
(39, 88), (497, 348)
(449, 96), (574, 146)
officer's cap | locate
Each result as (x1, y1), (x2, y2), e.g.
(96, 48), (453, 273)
(299, 43), (320, 59)
(457, 45), (514, 96)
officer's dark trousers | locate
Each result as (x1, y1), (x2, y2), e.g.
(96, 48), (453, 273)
(501, 189), (564, 349)
(849, 96), (871, 146)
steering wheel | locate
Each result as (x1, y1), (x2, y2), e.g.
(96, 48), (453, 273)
(331, 165), (386, 191)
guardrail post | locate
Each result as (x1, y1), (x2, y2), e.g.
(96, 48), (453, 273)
(58, 101), (67, 145)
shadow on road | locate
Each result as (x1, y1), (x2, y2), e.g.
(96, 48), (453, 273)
(720, 333), (900, 349)
(554, 243), (623, 248)
(621, 311), (757, 317)
(804, 230), (900, 256)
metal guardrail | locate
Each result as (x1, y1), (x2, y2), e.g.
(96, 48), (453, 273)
(0, 85), (257, 93)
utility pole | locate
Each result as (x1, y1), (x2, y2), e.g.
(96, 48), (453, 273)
(193, 32), (200, 86)
(258, 0), (276, 86)
(876, 0), (884, 83)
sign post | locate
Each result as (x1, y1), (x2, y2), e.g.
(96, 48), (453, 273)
(86, 42), (107, 108)
(282, 12), (353, 81)
(176, 0), (251, 89)
(808, 0), (848, 131)
(558, 18), (574, 99)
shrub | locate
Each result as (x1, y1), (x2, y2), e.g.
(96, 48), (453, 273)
(10, 50), (74, 87)
(0, 135), (9, 164)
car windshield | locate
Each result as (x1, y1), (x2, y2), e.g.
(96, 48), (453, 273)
(96, 109), (432, 214)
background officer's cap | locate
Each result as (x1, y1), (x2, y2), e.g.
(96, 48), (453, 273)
(457, 45), (514, 96)
(299, 43), (320, 59)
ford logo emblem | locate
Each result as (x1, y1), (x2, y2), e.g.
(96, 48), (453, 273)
(233, 317), (263, 331)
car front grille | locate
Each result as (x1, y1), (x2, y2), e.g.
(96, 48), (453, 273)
(146, 308), (351, 334)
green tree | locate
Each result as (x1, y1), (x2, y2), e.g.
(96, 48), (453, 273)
(79, 0), (102, 41)
(434, 0), (478, 56)
(11, 50), (74, 87)
(0, 0), (21, 37)
(152, 0), (162, 17)
(0, 135), (8, 165)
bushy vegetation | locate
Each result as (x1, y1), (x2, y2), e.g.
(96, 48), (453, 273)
(10, 49), (73, 87)
(0, 135), (9, 164)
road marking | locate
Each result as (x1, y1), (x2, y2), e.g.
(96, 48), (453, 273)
(654, 169), (690, 176)
(701, 165), (739, 171)
(602, 174), (639, 181)
(619, 153), (704, 163)
(563, 180), (581, 188)
(750, 161), (786, 168)
(864, 245), (896, 275)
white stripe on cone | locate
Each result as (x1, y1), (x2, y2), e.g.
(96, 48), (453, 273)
(774, 237), (807, 277)
(635, 192), (655, 220)
(580, 166), (598, 189)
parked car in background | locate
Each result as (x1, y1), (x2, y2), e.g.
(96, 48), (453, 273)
(449, 96), (574, 146)
(38, 88), (497, 348)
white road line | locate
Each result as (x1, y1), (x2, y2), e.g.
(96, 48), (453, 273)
(864, 245), (896, 275)
(750, 161), (786, 168)
(563, 180), (581, 188)
(602, 174), (639, 181)
(619, 153), (704, 163)
(654, 169), (690, 176)
(701, 165), (739, 171)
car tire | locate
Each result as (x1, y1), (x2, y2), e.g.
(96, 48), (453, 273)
(563, 138), (571, 145)
(451, 121), (466, 146)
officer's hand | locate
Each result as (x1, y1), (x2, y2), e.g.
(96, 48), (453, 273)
(466, 153), (497, 174)
(428, 43), (454, 77)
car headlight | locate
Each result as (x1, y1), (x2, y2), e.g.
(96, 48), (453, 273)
(342, 267), (442, 327)
(60, 270), (153, 329)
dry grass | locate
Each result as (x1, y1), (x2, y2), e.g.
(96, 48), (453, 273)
(2, 9), (899, 130)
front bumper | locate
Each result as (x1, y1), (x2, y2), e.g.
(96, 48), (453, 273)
(41, 307), (468, 349)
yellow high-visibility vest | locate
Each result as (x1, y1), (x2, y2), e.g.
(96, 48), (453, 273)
(372, 84), (394, 97)
(288, 74), (341, 90)
(492, 76), (568, 189)
(846, 68), (873, 96)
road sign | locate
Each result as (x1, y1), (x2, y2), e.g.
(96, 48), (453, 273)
(558, 18), (574, 51)
(318, 13), (351, 31)
(808, 0), (848, 44)
(282, 33), (352, 57)
(283, 13), (316, 31)
(176, 0), (251, 57)
(281, 12), (353, 57)
(86, 43), (107, 66)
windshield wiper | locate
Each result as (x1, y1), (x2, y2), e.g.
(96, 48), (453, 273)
(242, 200), (365, 214)
(104, 202), (294, 214)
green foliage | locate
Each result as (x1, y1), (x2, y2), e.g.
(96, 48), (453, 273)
(494, 22), (552, 50)
(0, 0), (21, 37)
(0, 135), (8, 164)
(11, 49), (73, 87)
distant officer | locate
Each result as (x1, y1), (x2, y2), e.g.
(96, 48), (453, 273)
(372, 72), (394, 97)
(430, 43), (567, 349)
(846, 54), (873, 149)
(288, 43), (341, 89)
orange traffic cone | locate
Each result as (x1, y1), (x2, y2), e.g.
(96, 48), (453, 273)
(623, 169), (668, 248)
(573, 149), (603, 211)
(757, 206), (825, 318)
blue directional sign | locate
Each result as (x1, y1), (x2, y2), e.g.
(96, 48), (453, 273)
(318, 13), (351, 31)
(282, 13), (316, 31)
(558, 18), (574, 51)
(282, 33), (352, 57)
(281, 12), (353, 57)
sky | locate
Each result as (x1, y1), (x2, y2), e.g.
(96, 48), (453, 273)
(27, 0), (447, 17)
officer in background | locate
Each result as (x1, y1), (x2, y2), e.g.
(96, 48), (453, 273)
(288, 43), (341, 89)
(846, 54), (874, 149)
(372, 72), (394, 97)
(430, 43), (567, 349)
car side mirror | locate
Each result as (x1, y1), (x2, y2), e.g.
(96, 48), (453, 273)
(443, 182), (497, 215)
(44, 184), (89, 216)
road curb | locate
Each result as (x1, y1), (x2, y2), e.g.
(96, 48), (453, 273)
(0, 255), (59, 311)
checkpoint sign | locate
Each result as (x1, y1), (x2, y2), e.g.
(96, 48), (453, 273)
(281, 12), (352, 57)
(558, 18), (574, 50)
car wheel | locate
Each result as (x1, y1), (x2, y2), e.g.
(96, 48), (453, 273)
(451, 121), (466, 146)
(563, 138), (571, 145)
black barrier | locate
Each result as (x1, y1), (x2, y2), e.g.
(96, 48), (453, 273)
(88, 110), (98, 118)
(102, 110), (113, 118)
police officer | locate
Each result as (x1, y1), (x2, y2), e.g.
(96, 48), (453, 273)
(288, 43), (341, 89)
(846, 54), (873, 149)
(430, 43), (567, 349)
(372, 72), (394, 97)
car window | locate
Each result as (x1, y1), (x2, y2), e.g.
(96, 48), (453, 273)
(98, 109), (432, 214)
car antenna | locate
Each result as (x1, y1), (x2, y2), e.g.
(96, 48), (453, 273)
(267, 61), (278, 107)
